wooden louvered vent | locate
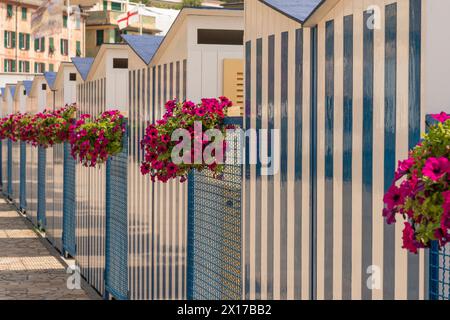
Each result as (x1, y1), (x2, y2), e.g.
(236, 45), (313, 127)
(223, 59), (244, 117)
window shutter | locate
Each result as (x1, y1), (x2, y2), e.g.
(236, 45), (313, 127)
(19, 33), (23, 49)
(11, 32), (16, 48)
(26, 34), (30, 50)
(4, 31), (7, 48)
(19, 61), (22, 73)
(11, 60), (16, 72)
(4, 61), (7, 72)
(34, 38), (38, 51)
(41, 37), (45, 52)
(60, 39), (63, 54)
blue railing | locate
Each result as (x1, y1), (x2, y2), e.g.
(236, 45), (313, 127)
(105, 123), (129, 300)
(187, 117), (243, 300)
(62, 142), (77, 257)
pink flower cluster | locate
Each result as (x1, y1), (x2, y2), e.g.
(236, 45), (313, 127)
(383, 112), (450, 253)
(0, 105), (77, 147)
(69, 110), (125, 167)
(140, 97), (233, 183)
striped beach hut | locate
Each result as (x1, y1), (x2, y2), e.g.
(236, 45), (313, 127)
(122, 7), (244, 300)
(25, 75), (49, 227)
(13, 81), (33, 212)
(3, 84), (17, 203)
(242, 0), (444, 300)
(73, 44), (134, 297)
(43, 63), (79, 252)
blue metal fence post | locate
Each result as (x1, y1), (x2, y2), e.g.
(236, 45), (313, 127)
(7, 139), (12, 199)
(19, 142), (26, 211)
(62, 142), (77, 257)
(186, 171), (195, 300)
(37, 146), (46, 229)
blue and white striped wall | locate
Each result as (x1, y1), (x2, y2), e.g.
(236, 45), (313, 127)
(244, 0), (425, 300)
(128, 60), (188, 300)
(76, 78), (107, 296)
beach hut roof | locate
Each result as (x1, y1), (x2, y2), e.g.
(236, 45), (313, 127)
(43, 72), (57, 89)
(121, 34), (164, 65)
(259, 0), (323, 23)
(72, 57), (95, 81)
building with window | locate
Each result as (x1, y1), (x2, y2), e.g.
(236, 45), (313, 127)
(0, 0), (86, 86)
(84, 0), (160, 57)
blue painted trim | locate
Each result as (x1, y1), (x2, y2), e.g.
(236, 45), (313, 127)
(324, 19), (335, 299)
(383, 2), (397, 300)
(407, 0), (422, 300)
(7, 140), (12, 198)
(294, 28), (303, 300)
(310, 26), (318, 300)
(37, 146), (46, 228)
(19, 142), (26, 211)
(186, 171), (195, 300)
(428, 241), (439, 300)
(176, 61), (181, 100)
(183, 60), (187, 102)
(280, 31), (289, 299)
(244, 40), (251, 299)
(267, 34), (275, 300)
(342, 14), (353, 300)
(362, 10), (374, 300)
(62, 142), (77, 257)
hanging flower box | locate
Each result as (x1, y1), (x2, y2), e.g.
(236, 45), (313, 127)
(69, 110), (125, 167)
(383, 112), (450, 253)
(140, 97), (235, 183)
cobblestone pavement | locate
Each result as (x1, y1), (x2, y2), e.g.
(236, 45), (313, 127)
(0, 198), (99, 300)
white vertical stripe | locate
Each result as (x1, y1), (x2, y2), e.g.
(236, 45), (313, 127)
(287, 19), (297, 300)
(352, 0), (364, 300)
(301, 29), (311, 300)
(316, 17), (326, 300)
(372, 0), (386, 300)
(260, 6), (269, 299)
(395, 0), (409, 300)
(333, 0), (344, 300)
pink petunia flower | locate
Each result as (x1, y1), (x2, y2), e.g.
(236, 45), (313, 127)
(431, 112), (450, 123)
(383, 184), (405, 209)
(402, 222), (419, 254)
(422, 157), (450, 181)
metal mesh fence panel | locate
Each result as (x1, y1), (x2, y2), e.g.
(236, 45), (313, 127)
(105, 126), (129, 300)
(63, 142), (77, 257)
(187, 123), (243, 300)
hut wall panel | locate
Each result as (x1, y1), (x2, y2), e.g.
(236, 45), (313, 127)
(127, 60), (187, 300)
(244, 0), (425, 300)
(75, 80), (106, 296)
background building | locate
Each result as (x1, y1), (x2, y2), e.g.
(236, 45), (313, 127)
(0, 0), (86, 87)
(84, 0), (160, 57)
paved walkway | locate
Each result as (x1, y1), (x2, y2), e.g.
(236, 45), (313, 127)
(0, 198), (99, 300)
